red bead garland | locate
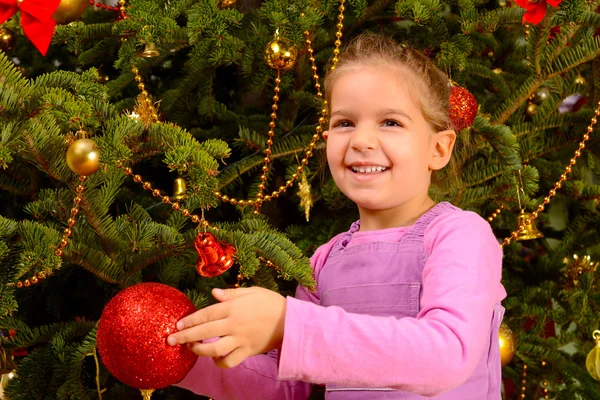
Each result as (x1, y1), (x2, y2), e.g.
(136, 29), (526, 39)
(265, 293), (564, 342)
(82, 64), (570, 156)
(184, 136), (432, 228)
(88, 0), (118, 11)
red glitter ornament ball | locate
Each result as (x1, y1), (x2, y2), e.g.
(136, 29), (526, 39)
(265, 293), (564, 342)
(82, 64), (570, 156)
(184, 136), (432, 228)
(449, 85), (478, 130)
(96, 283), (198, 389)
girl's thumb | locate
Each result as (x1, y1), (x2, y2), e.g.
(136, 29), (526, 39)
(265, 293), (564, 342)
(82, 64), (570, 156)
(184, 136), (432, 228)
(212, 288), (231, 301)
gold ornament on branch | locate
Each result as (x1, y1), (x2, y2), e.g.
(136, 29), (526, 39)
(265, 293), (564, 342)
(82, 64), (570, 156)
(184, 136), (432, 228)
(499, 323), (516, 367)
(130, 66), (160, 125)
(131, 93), (160, 127)
(53, 0), (88, 25)
(586, 330), (600, 381)
(0, 346), (15, 375)
(563, 254), (598, 289)
(172, 177), (187, 201)
(0, 27), (16, 52)
(264, 31), (298, 71)
(66, 134), (101, 176)
(515, 210), (544, 241)
(0, 370), (15, 398)
(526, 102), (538, 116)
(530, 86), (550, 104)
(575, 75), (587, 85)
(141, 42), (159, 58)
(218, 0), (236, 8)
(97, 71), (109, 83)
(297, 171), (313, 221)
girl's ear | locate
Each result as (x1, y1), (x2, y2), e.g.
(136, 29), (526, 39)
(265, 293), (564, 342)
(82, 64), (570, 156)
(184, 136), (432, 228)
(323, 130), (329, 140)
(429, 130), (456, 171)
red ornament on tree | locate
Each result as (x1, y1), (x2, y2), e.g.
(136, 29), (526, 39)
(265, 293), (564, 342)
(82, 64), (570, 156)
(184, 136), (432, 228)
(515, 0), (563, 25)
(194, 232), (236, 277)
(96, 283), (197, 391)
(0, 0), (62, 55)
(515, 0), (562, 25)
(449, 85), (477, 130)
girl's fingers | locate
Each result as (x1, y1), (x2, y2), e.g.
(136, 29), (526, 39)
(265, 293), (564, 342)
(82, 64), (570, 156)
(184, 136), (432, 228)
(176, 301), (229, 330)
(213, 347), (248, 369)
(167, 318), (231, 346)
(187, 336), (238, 358)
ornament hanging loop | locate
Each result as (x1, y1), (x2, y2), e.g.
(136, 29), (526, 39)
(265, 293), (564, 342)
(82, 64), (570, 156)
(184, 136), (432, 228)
(593, 330), (600, 344)
(140, 389), (154, 399)
(516, 169), (525, 211)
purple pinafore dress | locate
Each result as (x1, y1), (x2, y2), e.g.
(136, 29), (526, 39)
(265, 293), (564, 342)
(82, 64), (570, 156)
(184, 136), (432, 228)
(316, 202), (504, 399)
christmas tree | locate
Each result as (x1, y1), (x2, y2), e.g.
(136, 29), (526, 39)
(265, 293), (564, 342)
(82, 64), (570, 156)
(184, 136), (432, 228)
(1, 0), (600, 398)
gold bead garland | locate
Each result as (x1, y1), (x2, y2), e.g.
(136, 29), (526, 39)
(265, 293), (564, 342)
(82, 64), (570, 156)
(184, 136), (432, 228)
(252, 69), (282, 215)
(8, 176), (88, 288)
(517, 361), (551, 399)
(500, 102), (599, 249)
(259, 256), (286, 278)
(540, 359), (549, 399)
(116, 161), (211, 229)
(331, 0), (345, 70)
(487, 206), (504, 223)
(212, 1), (345, 211)
(520, 364), (527, 399)
(10, 271), (51, 289)
(56, 175), (89, 257)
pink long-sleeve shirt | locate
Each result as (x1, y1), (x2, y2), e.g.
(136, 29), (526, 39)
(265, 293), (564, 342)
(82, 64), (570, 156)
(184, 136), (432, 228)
(177, 203), (506, 399)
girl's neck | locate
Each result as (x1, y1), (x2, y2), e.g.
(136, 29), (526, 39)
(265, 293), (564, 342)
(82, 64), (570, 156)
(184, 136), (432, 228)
(357, 196), (437, 231)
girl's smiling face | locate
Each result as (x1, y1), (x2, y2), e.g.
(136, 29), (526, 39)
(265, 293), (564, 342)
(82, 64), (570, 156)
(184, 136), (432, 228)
(324, 66), (455, 225)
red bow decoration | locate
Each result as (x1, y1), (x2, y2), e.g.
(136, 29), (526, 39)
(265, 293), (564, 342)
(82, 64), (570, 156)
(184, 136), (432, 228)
(515, 0), (563, 25)
(0, 0), (62, 55)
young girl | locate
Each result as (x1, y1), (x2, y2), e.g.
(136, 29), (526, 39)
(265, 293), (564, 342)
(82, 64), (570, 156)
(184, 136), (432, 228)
(168, 32), (506, 399)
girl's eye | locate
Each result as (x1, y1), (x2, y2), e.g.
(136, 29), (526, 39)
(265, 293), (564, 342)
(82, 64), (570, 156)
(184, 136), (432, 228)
(382, 119), (402, 127)
(333, 120), (353, 128)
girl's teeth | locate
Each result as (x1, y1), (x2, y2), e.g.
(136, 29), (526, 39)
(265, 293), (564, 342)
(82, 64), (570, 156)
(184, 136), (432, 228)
(351, 166), (387, 173)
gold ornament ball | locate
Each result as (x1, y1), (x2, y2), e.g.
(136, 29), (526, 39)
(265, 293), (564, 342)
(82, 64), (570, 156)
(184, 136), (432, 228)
(587, 335), (600, 381)
(264, 38), (298, 71)
(499, 323), (516, 367)
(587, 347), (600, 380)
(526, 103), (538, 117)
(53, 0), (88, 25)
(0, 27), (16, 52)
(531, 86), (550, 104)
(66, 138), (101, 176)
(575, 75), (587, 85)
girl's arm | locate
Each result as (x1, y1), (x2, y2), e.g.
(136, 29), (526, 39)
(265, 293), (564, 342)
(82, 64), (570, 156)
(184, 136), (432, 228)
(174, 234), (339, 399)
(175, 350), (311, 399)
(277, 211), (505, 397)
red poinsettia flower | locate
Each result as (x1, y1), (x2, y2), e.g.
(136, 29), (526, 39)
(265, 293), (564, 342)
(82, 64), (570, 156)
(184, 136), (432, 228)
(514, 0), (563, 25)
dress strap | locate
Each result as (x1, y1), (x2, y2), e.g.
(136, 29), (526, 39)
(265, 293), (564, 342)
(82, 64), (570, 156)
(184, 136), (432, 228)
(402, 202), (459, 243)
(327, 220), (360, 257)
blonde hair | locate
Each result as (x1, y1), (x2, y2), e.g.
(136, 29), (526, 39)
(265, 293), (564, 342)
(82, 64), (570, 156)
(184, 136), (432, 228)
(324, 32), (452, 132)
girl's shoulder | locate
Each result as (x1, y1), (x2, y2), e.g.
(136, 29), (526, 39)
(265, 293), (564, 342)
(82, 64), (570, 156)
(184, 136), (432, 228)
(424, 204), (500, 253)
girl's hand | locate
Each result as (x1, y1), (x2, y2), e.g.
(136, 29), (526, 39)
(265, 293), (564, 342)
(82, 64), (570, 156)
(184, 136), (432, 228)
(167, 287), (287, 368)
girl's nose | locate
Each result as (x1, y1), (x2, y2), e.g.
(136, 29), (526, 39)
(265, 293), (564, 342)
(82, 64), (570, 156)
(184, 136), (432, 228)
(350, 127), (378, 152)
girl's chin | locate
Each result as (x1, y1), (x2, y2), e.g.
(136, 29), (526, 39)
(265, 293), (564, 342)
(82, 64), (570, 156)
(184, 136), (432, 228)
(353, 200), (393, 212)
